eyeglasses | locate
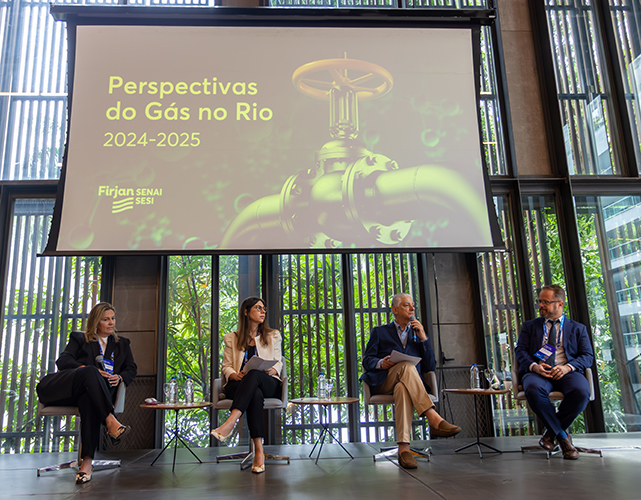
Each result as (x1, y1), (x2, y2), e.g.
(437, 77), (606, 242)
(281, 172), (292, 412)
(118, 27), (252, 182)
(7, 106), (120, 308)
(536, 300), (561, 306)
(254, 305), (266, 313)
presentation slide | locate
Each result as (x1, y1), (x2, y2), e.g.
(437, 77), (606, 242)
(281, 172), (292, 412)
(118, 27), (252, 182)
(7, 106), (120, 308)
(52, 25), (495, 253)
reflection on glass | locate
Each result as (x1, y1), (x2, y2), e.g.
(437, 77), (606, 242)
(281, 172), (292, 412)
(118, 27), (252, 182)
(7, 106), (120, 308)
(521, 195), (568, 300)
(478, 196), (529, 437)
(165, 255), (215, 447)
(546, 1), (620, 175)
(607, 0), (641, 172)
(575, 195), (641, 432)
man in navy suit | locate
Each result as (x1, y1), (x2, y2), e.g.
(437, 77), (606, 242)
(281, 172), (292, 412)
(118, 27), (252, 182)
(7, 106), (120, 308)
(515, 284), (594, 459)
(361, 293), (461, 469)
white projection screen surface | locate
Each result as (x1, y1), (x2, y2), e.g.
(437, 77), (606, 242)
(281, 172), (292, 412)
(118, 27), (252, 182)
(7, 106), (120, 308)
(51, 25), (499, 254)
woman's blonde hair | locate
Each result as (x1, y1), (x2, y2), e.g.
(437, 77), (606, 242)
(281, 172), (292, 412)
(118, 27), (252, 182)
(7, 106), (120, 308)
(84, 302), (119, 343)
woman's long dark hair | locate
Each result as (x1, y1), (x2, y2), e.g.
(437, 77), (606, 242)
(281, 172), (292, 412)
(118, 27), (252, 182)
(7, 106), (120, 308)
(236, 296), (274, 350)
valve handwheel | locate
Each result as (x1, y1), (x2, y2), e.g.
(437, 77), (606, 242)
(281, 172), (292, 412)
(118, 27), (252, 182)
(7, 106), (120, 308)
(292, 58), (393, 100)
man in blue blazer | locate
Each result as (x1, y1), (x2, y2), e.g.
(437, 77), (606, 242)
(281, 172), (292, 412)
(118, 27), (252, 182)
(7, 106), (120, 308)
(515, 284), (594, 459)
(361, 293), (460, 469)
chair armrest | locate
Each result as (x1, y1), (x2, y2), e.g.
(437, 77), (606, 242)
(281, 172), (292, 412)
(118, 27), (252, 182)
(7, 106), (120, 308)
(585, 367), (595, 401)
(212, 378), (223, 406)
(280, 375), (288, 406)
(362, 380), (372, 405)
(114, 383), (126, 414)
(423, 371), (439, 403)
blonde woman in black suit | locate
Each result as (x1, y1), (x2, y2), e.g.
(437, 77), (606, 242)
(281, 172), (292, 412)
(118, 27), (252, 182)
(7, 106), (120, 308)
(211, 296), (283, 474)
(37, 302), (137, 484)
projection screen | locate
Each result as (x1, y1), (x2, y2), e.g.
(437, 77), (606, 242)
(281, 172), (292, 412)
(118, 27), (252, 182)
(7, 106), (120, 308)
(46, 25), (500, 254)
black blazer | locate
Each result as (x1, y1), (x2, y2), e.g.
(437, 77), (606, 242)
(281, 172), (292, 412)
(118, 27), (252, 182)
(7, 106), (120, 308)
(37, 331), (137, 404)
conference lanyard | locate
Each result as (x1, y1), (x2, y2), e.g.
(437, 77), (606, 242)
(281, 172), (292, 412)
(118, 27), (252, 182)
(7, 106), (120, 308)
(99, 340), (115, 374)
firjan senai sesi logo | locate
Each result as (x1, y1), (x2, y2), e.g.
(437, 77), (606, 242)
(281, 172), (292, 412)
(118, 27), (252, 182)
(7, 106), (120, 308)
(98, 186), (163, 213)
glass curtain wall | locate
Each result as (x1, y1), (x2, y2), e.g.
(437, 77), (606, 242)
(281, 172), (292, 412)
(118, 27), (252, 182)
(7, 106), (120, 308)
(164, 255), (238, 447)
(280, 254), (345, 445)
(354, 253), (426, 443)
(164, 255), (213, 447)
(574, 195), (641, 432)
(545, 0), (621, 175)
(607, 0), (641, 170)
(477, 196), (530, 436)
(0, 199), (101, 453)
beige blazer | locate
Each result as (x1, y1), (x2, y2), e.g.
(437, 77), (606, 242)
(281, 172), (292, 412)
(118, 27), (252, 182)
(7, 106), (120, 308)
(221, 329), (283, 386)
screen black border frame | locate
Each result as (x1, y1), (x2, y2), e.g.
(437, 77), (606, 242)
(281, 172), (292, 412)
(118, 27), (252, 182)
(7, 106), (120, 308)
(44, 5), (504, 256)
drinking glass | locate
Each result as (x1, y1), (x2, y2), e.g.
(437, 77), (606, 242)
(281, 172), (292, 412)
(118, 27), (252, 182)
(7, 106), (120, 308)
(325, 379), (335, 399)
(163, 383), (172, 403)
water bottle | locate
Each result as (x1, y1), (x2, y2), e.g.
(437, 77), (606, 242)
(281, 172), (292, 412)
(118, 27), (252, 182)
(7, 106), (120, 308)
(184, 376), (194, 404)
(169, 376), (178, 404)
(318, 372), (327, 399)
(470, 363), (481, 389)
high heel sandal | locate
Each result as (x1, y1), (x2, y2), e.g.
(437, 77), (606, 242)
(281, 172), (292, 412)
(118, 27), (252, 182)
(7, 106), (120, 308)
(251, 464), (265, 474)
(75, 466), (93, 484)
(108, 425), (131, 446)
(210, 429), (231, 443)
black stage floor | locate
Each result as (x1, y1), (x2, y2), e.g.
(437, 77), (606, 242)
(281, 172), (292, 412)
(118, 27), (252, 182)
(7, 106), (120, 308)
(3, 434), (641, 500)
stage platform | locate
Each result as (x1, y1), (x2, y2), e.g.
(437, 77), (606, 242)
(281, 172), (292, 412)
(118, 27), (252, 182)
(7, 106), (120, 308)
(2, 433), (640, 500)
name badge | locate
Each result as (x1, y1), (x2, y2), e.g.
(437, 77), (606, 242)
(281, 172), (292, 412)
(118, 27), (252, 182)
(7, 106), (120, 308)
(534, 344), (556, 362)
(103, 358), (115, 375)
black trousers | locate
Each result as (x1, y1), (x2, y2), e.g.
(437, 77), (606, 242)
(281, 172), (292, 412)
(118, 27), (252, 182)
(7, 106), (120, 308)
(47, 366), (115, 459)
(224, 370), (281, 439)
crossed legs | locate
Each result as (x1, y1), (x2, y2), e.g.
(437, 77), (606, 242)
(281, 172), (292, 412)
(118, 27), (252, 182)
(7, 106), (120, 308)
(377, 361), (458, 455)
(213, 370), (281, 469)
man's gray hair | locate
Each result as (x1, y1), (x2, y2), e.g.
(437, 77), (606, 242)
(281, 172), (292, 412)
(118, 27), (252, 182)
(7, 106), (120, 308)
(391, 293), (413, 308)
(541, 284), (566, 302)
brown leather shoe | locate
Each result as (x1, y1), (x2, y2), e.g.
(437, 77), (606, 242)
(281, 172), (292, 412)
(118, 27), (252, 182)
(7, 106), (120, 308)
(430, 420), (462, 438)
(398, 450), (417, 469)
(539, 429), (556, 451)
(558, 436), (579, 460)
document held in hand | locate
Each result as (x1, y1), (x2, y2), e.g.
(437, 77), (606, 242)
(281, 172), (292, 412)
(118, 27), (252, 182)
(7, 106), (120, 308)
(244, 355), (278, 372)
(389, 350), (421, 366)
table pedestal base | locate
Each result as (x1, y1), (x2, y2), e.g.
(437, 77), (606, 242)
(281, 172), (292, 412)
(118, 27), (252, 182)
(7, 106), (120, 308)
(309, 406), (354, 464)
(453, 393), (502, 459)
(150, 409), (202, 471)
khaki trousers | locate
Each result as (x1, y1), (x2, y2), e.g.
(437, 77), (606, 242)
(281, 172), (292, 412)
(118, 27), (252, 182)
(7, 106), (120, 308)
(378, 361), (434, 443)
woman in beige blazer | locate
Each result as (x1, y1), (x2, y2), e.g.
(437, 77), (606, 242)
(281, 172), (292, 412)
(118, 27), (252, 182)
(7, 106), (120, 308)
(211, 296), (283, 473)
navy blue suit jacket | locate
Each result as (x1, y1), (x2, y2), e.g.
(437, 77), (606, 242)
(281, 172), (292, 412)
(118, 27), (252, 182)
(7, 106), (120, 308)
(515, 316), (593, 377)
(360, 321), (436, 391)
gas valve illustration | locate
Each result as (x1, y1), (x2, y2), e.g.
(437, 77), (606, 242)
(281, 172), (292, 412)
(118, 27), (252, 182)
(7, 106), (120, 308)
(220, 56), (490, 249)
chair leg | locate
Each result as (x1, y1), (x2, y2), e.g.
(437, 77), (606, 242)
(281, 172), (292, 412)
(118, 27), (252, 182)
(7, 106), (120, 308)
(521, 444), (557, 459)
(373, 445), (431, 462)
(575, 446), (603, 457)
(37, 420), (121, 476)
(521, 444), (602, 458)
(37, 459), (79, 477)
(216, 444), (290, 469)
(216, 450), (252, 464)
